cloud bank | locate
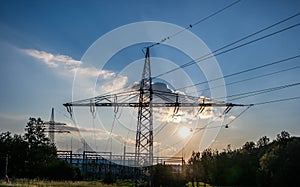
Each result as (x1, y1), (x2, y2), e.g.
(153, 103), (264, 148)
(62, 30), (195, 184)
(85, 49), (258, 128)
(23, 49), (115, 79)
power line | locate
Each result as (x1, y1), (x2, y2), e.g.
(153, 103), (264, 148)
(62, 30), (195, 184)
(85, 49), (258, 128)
(105, 112), (118, 152)
(155, 22), (300, 78)
(146, 0), (242, 49)
(95, 13), (300, 96)
(224, 105), (253, 126)
(221, 95), (300, 126)
(89, 13), (300, 98)
(153, 13), (300, 78)
(177, 54), (300, 91)
(100, 1), (243, 95)
(190, 0), (242, 27)
(222, 82), (300, 101)
(189, 65), (300, 95)
(253, 96), (300, 106)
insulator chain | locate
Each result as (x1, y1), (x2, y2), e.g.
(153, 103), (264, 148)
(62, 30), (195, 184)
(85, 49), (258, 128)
(114, 95), (119, 114)
(223, 105), (233, 115)
(66, 105), (73, 119)
(90, 99), (96, 119)
(195, 100), (205, 117)
(172, 94), (180, 117)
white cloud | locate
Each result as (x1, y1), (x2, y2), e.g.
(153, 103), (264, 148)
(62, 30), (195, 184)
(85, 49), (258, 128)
(58, 123), (136, 146)
(199, 107), (214, 119)
(23, 49), (115, 79)
(57, 123), (106, 135)
(101, 76), (128, 92)
(154, 107), (214, 124)
(112, 134), (136, 146)
(71, 67), (115, 79)
(24, 49), (81, 68)
(151, 82), (217, 123)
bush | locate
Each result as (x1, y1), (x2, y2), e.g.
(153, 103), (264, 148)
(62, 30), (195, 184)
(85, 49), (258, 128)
(42, 159), (78, 180)
(103, 171), (116, 184)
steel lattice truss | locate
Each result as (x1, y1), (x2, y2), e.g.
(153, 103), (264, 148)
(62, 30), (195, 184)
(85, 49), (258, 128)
(44, 108), (69, 144)
(63, 89), (246, 108)
(63, 48), (249, 168)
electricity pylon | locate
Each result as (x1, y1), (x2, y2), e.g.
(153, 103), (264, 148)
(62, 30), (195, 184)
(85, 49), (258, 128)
(135, 47), (153, 168)
(63, 47), (249, 168)
(44, 108), (69, 144)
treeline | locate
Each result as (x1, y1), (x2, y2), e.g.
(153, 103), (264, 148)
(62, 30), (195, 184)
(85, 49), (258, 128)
(185, 131), (300, 187)
(2, 118), (299, 187)
(0, 117), (81, 180)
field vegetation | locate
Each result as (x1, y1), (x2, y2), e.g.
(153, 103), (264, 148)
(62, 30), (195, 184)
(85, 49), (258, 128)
(0, 180), (132, 187)
(1, 117), (300, 186)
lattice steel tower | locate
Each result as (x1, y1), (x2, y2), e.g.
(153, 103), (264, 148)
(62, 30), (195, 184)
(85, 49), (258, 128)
(63, 47), (250, 186)
(135, 47), (153, 167)
(45, 108), (68, 144)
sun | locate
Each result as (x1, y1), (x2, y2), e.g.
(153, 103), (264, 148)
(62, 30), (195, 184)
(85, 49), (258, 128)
(178, 126), (191, 139)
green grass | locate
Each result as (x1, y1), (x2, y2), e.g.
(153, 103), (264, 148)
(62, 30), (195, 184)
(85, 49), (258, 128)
(186, 181), (213, 187)
(0, 180), (132, 187)
(1, 180), (217, 187)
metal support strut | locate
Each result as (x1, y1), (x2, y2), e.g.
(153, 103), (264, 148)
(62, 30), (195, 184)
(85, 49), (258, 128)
(135, 47), (153, 168)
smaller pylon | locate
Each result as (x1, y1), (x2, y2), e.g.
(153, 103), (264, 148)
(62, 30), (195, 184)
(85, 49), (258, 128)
(49, 108), (55, 144)
(44, 108), (69, 144)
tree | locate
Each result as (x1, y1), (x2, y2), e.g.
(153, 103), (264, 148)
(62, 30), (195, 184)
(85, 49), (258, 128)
(22, 118), (56, 178)
(1, 118), (79, 180)
(200, 149), (214, 184)
(0, 132), (29, 178)
(0, 132), (13, 143)
(9, 134), (28, 177)
(258, 136), (300, 187)
(24, 117), (50, 147)
(0, 132), (12, 155)
(0, 132), (12, 178)
(44, 159), (80, 180)
(276, 130), (290, 142)
(185, 130), (298, 187)
(257, 136), (270, 148)
(103, 170), (116, 184)
(242, 141), (256, 152)
(152, 164), (186, 187)
(187, 151), (202, 187)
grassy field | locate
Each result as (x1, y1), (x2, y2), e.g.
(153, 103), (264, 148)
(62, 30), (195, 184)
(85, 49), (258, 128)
(0, 180), (133, 187)
(186, 182), (213, 187)
(1, 180), (214, 187)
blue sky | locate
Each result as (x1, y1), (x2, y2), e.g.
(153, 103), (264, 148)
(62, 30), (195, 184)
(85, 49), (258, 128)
(1, 0), (300, 156)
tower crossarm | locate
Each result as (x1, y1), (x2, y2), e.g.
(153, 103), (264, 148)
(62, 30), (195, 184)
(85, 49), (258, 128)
(63, 88), (249, 109)
(44, 108), (69, 144)
(63, 101), (247, 108)
(44, 122), (66, 126)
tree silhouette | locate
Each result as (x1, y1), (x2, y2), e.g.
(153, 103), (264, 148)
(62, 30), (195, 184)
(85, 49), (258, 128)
(0, 117), (79, 180)
(187, 151), (202, 187)
(242, 141), (256, 152)
(257, 136), (270, 148)
(186, 131), (299, 186)
(24, 117), (50, 147)
(276, 130), (290, 142)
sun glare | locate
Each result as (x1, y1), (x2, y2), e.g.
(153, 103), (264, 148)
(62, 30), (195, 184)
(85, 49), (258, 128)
(178, 126), (191, 139)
